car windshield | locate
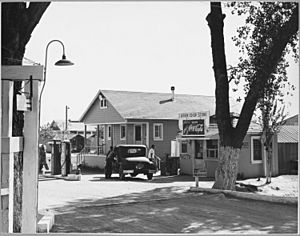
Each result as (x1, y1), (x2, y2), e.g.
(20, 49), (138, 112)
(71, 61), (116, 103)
(118, 146), (146, 158)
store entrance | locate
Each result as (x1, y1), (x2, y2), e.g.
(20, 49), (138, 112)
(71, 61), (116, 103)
(195, 140), (204, 159)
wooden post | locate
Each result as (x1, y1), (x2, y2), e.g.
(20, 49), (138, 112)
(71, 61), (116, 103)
(97, 125), (100, 155)
(195, 176), (199, 188)
(61, 142), (67, 176)
(0, 57), (1, 233)
(111, 125), (114, 147)
(1, 80), (14, 233)
(84, 125), (87, 148)
(22, 79), (40, 233)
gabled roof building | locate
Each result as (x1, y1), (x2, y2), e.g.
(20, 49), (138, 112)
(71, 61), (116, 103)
(79, 89), (279, 178)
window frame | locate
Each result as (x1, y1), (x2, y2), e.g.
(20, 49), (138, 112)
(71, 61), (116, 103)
(107, 125), (111, 140)
(206, 139), (219, 159)
(153, 123), (163, 141)
(251, 136), (263, 164)
(181, 141), (188, 154)
(99, 96), (107, 109)
(120, 125), (126, 140)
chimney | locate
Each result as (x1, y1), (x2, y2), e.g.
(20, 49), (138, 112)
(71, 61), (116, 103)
(171, 86), (175, 100)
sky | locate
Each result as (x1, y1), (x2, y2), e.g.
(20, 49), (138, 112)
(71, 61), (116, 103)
(23, 1), (299, 125)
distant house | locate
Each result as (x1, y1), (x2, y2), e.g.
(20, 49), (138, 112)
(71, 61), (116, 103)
(277, 114), (298, 174)
(67, 122), (97, 136)
(50, 120), (61, 131)
(46, 121), (96, 153)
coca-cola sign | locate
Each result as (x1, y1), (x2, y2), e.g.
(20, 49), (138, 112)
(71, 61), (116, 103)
(183, 119), (205, 135)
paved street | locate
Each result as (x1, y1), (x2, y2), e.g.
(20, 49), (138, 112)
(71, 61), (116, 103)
(38, 171), (298, 234)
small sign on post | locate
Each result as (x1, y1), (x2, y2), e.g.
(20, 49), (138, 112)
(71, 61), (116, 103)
(193, 168), (202, 187)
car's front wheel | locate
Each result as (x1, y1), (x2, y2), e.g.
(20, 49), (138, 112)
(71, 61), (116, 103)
(147, 173), (153, 180)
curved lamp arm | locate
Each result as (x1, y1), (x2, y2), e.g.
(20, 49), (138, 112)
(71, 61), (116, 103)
(40, 39), (73, 105)
(39, 40), (74, 134)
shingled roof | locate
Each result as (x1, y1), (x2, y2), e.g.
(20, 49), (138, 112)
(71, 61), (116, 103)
(278, 125), (299, 143)
(80, 89), (241, 121)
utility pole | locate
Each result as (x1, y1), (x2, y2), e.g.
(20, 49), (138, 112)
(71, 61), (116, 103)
(65, 105), (70, 132)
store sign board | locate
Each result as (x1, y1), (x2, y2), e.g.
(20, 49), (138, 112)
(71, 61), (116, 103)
(179, 111), (210, 136)
(183, 119), (204, 135)
(179, 111), (209, 119)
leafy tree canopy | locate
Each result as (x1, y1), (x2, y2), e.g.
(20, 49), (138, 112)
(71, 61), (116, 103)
(227, 2), (298, 103)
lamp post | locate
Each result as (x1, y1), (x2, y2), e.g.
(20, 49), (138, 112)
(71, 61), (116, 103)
(38, 39), (74, 168)
(39, 39), (74, 135)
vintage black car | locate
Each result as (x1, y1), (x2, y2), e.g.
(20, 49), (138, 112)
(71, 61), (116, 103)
(104, 144), (157, 180)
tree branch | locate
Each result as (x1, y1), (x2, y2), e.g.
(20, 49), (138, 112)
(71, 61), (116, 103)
(234, 4), (299, 145)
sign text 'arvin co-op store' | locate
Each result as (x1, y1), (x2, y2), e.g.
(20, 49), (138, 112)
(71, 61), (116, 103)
(174, 111), (278, 179)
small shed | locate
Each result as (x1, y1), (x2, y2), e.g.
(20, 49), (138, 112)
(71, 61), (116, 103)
(278, 125), (298, 174)
(69, 134), (85, 153)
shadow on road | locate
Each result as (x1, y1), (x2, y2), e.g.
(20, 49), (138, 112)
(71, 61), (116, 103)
(50, 186), (298, 234)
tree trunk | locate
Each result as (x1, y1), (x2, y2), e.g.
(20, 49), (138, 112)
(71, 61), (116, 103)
(206, 2), (243, 190)
(206, 2), (298, 190)
(213, 146), (240, 190)
(265, 146), (273, 184)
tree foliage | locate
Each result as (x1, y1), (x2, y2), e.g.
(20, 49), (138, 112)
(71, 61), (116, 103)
(228, 2), (298, 102)
(39, 122), (55, 145)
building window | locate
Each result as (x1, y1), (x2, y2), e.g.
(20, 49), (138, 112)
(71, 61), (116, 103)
(207, 140), (218, 159)
(120, 125), (126, 140)
(251, 136), (263, 164)
(99, 95), (107, 109)
(107, 125), (111, 140)
(181, 141), (188, 154)
(153, 123), (163, 141)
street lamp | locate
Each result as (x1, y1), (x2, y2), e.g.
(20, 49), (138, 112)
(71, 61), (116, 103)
(39, 39), (74, 142)
(41, 39), (74, 99)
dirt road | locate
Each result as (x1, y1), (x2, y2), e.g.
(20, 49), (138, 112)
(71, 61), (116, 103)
(38, 172), (298, 234)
